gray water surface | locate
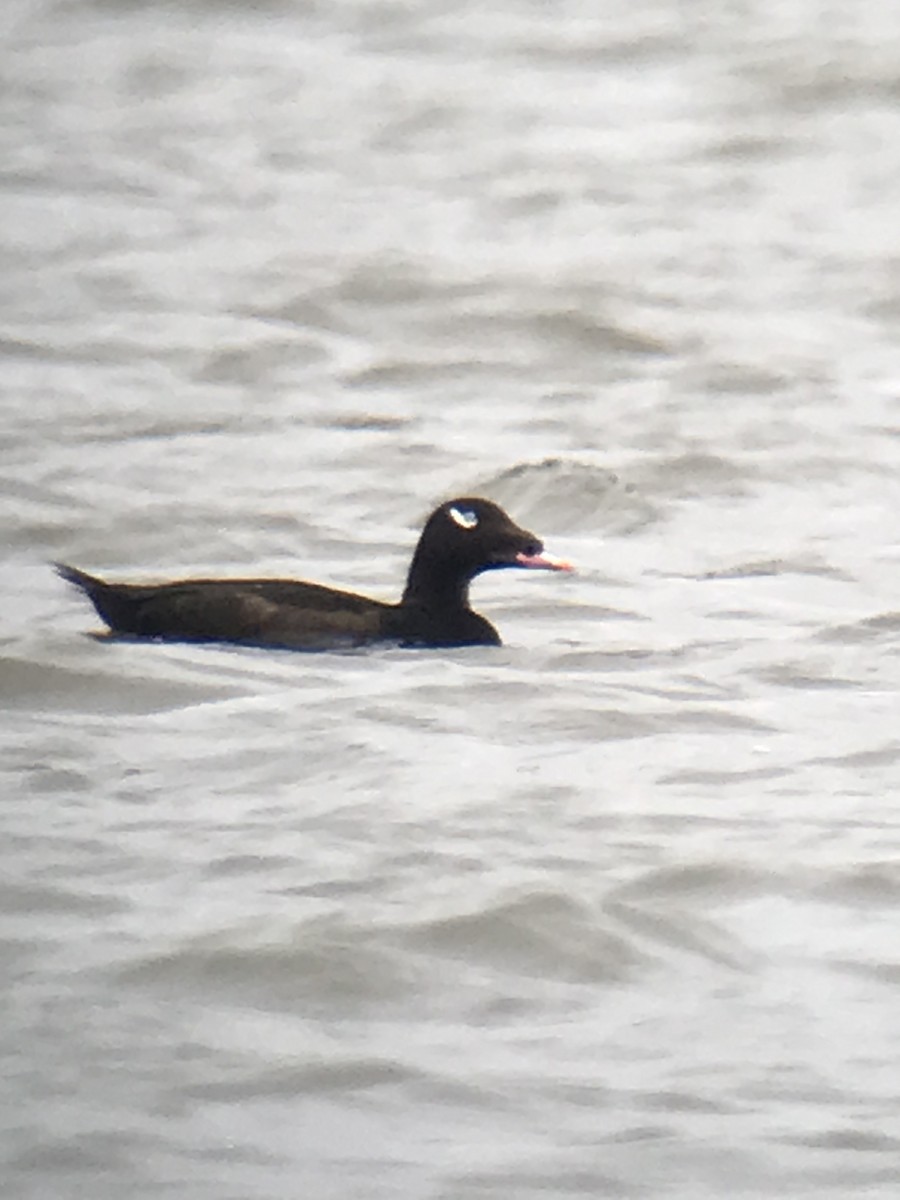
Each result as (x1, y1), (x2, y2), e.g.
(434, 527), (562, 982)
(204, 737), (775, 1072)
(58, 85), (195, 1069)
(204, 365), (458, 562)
(2, 0), (900, 1197)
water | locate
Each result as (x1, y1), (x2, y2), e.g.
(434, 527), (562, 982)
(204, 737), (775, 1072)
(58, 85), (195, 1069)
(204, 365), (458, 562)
(2, 0), (900, 1196)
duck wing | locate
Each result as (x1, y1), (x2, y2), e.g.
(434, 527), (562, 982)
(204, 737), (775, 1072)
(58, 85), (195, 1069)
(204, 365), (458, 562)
(55, 565), (394, 649)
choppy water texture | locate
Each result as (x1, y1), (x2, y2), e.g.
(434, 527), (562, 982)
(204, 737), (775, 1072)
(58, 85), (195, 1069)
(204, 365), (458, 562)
(2, 0), (900, 1196)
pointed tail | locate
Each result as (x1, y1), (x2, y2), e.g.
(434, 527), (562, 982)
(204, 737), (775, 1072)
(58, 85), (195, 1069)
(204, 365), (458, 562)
(54, 562), (105, 594)
(54, 562), (135, 632)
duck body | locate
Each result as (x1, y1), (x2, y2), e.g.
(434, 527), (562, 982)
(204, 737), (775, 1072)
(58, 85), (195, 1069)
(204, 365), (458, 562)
(53, 567), (500, 650)
(56, 498), (571, 651)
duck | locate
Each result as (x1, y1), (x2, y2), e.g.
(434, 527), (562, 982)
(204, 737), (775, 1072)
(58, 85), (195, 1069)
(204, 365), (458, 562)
(56, 497), (572, 650)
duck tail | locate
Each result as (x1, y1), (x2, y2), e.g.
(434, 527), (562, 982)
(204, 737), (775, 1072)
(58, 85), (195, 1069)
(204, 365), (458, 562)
(54, 562), (134, 632)
(54, 562), (103, 593)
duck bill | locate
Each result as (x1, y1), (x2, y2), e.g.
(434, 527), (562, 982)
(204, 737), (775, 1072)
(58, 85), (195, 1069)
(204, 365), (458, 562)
(515, 550), (574, 572)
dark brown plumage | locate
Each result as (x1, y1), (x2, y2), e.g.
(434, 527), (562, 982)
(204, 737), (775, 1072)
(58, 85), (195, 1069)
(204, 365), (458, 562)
(56, 498), (572, 651)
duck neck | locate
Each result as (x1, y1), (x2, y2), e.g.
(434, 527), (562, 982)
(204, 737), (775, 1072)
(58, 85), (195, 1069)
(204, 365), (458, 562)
(401, 550), (472, 613)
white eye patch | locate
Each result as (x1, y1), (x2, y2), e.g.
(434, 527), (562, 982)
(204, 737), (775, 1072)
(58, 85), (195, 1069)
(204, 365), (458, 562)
(449, 505), (479, 530)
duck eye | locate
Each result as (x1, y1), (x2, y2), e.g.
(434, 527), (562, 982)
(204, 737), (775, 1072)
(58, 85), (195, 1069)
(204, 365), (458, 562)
(448, 506), (479, 530)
